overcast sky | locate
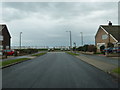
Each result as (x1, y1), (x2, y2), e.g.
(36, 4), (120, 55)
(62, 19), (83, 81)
(1, 2), (118, 47)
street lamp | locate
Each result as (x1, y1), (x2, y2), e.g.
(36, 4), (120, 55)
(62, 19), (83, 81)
(80, 32), (83, 46)
(20, 32), (22, 49)
(66, 31), (72, 51)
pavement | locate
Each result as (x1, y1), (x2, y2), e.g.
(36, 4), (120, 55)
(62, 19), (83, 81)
(80, 53), (119, 66)
(76, 55), (117, 72)
(74, 52), (120, 79)
(2, 52), (118, 88)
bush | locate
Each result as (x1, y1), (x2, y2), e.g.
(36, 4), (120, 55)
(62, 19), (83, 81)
(82, 45), (89, 52)
(100, 45), (105, 52)
(73, 47), (76, 51)
(76, 46), (83, 51)
(107, 42), (114, 48)
(93, 46), (97, 53)
(77, 44), (97, 53)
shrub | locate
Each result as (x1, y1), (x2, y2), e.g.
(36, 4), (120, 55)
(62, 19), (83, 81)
(100, 45), (105, 52)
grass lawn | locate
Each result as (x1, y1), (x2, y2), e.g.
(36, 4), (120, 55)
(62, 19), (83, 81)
(32, 52), (47, 56)
(112, 67), (120, 74)
(1, 58), (30, 67)
(66, 52), (79, 56)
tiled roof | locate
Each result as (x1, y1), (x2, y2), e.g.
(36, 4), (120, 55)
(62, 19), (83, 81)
(101, 25), (120, 42)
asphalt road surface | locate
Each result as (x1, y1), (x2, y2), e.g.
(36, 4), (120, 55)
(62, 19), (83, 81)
(2, 52), (118, 88)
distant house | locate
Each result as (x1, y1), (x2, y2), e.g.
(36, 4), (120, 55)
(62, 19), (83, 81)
(95, 21), (120, 52)
(0, 24), (11, 49)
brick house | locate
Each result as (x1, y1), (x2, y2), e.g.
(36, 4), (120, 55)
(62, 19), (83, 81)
(0, 24), (11, 50)
(95, 22), (120, 52)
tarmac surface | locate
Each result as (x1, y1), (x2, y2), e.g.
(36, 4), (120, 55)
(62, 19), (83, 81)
(2, 52), (118, 88)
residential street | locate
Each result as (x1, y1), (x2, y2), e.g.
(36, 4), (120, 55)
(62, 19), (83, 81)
(2, 52), (118, 88)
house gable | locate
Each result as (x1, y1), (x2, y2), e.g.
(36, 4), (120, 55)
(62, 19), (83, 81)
(0, 24), (11, 49)
(95, 25), (119, 44)
(95, 25), (117, 47)
(95, 26), (108, 39)
(1, 25), (11, 38)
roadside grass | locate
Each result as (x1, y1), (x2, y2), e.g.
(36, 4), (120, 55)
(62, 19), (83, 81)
(112, 67), (120, 74)
(32, 52), (47, 56)
(66, 52), (79, 56)
(1, 58), (30, 67)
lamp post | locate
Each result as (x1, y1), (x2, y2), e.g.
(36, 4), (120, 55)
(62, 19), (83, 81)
(20, 32), (22, 49)
(66, 31), (72, 51)
(80, 32), (83, 46)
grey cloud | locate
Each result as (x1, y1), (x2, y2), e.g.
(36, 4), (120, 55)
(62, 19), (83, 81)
(2, 2), (118, 47)
(2, 2), (117, 21)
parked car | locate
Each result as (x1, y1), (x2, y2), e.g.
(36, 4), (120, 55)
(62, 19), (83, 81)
(117, 47), (120, 53)
(112, 47), (117, 53)
(2, 49), (14, 55)
(112, 47), (120, 53)
(102, 48), (113, 53)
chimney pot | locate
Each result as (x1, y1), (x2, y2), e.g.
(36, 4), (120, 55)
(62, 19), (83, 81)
(108, 21), (112, 26)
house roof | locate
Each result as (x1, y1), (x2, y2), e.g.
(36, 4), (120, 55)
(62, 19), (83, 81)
(0, 24), (5, 32)
(100, 25), (120, 42)
(0, 24), (11, 38)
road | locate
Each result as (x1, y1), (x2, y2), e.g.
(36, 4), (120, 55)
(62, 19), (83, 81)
(2, 52), (118, 88)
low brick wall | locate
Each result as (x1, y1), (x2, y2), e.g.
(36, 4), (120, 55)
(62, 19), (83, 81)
(78, 51), (94, 55)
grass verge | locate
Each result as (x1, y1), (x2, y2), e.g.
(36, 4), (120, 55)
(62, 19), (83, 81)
(32, 52), (47, 56)
(112, 67), (120, 74)
(66, 52), (79, 56)
(1, 58), (30, 67)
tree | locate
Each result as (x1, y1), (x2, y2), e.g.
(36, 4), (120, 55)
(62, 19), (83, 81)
(73, 47), (76, 51)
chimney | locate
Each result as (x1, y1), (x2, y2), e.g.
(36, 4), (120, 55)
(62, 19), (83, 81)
(108, 21), (112, 26)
